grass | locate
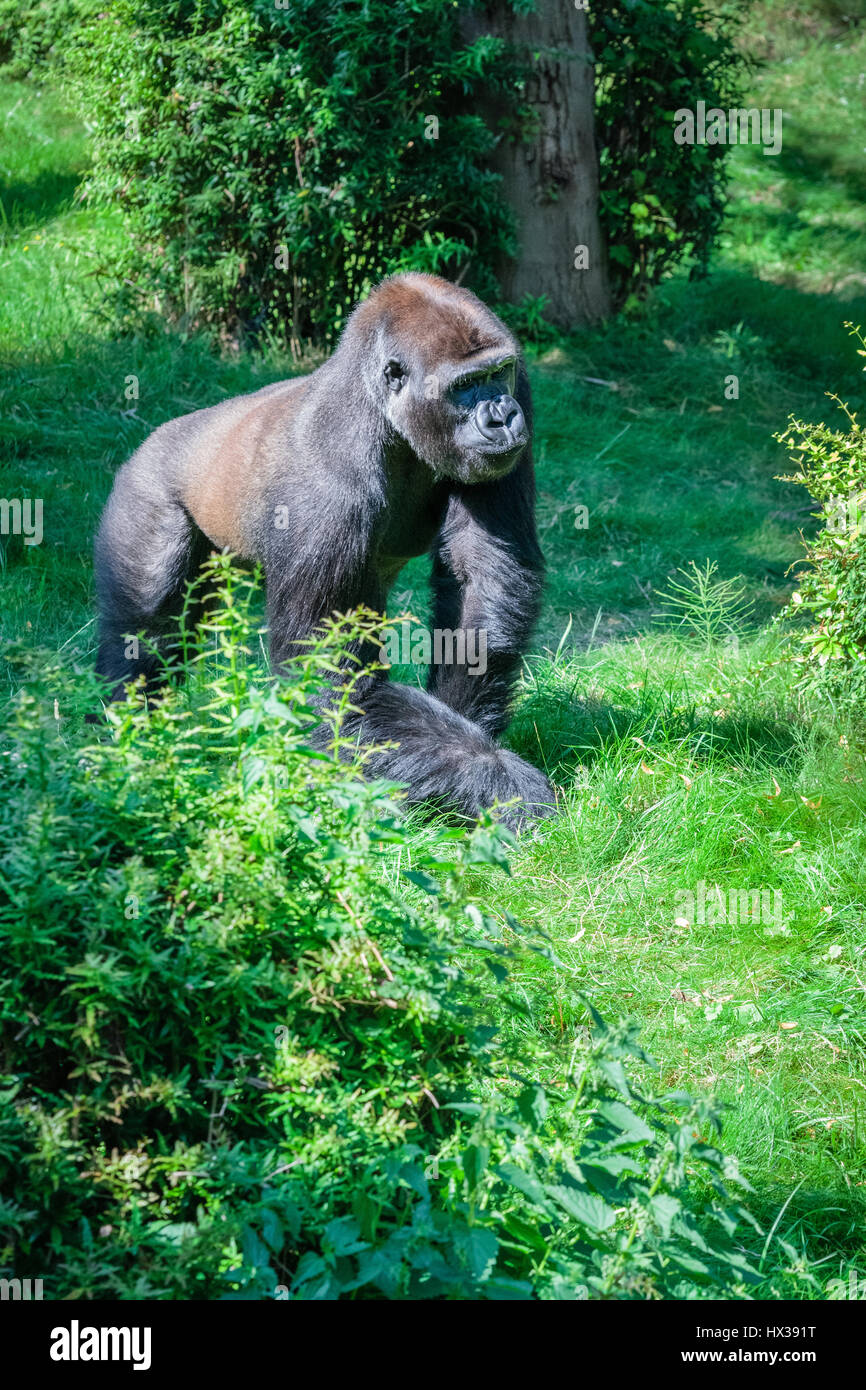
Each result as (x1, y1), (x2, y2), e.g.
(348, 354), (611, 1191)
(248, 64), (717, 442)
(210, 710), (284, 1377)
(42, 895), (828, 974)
(719, 0), (866, 298)
(504, 633), (866, 1284)
(2, 8), (866, 1296)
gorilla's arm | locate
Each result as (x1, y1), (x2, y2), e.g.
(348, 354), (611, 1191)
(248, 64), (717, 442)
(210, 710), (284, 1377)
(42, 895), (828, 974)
(263, 490), (551, 831)
(427, 450), (544, 737)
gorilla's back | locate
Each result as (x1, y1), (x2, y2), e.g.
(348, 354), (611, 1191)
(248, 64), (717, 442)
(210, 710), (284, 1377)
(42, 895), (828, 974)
(133, 375), (312, 555)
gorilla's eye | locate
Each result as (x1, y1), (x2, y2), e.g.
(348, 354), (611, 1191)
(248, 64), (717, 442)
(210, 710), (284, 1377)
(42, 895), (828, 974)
(449, 357), (517, 405)
(384, 360), (408, 392)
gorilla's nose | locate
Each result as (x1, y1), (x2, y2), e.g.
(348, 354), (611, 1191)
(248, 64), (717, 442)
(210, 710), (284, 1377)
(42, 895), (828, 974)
(476, 395), (525, 444)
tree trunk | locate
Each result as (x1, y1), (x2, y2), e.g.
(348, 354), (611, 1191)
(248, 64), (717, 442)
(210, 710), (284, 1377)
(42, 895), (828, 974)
(462, 1), (610, 329)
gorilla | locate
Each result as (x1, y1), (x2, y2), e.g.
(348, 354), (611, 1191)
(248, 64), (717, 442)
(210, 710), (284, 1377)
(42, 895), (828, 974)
(94, 272), (554, 828)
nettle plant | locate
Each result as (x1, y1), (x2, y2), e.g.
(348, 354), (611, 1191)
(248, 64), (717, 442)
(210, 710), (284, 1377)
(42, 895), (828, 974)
(779, 326), (866, 700)
(1, 559), (765, 1298)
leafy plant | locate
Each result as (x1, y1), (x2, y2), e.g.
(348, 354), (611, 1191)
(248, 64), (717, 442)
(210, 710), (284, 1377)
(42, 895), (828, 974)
(591, 0), (745, 311)
(64, 0), (515, 347)
(779, 325), (866, 698)
(55, 0), (745, 344)
(0, 0), (99, 79)
(497, 293), (562, 349)
(0, 558), (765, 1299)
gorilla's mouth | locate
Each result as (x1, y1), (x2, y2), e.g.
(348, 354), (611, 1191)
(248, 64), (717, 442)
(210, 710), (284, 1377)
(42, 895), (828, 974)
(474, 425), (526, 454)
(469, 416), (529, 473)
(470, 438), (527, 481)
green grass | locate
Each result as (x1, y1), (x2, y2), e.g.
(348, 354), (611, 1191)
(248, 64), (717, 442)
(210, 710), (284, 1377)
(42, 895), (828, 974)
(2, 13), (866, 1296)
(504, 632), (866, 1283)
(720, 2), (866, 298)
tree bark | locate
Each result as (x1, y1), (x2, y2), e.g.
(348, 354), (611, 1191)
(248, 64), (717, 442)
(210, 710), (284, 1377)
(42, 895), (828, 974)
(462, 1), (610, 329)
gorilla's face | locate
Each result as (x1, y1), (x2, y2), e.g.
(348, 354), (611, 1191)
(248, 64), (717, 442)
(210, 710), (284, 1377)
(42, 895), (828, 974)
(365, 277), (530, 485)
(384, 352), (528, 483)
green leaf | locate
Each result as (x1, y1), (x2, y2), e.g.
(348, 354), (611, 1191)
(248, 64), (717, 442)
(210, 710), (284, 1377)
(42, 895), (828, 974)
(463, 1143), (490, 1189)
(455, 1226), (498, 1280)
(483, 1275), (533, 1300)
(501, 1211), (551, 1252)
(241, 1224), (274, 1271)
(649, 1193), (681, 1237)
(516, 1083), (548, 1130)
(496, 1161), (550, 1209)
(596, 1056), (630, 1097)
(595, 1100), (653, 1144)
(545, 1185), (617, 1232)
(262, 1209), (284, 1253)
(402, 869), (440, 894)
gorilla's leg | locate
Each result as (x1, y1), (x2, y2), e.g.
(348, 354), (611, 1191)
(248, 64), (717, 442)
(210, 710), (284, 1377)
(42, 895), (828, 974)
(94, 475), (209, 702)
(360, 682), (552, 825)
(265, 545), (553, 829)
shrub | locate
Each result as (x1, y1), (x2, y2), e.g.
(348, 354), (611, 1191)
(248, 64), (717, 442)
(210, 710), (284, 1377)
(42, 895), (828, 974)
(778, 326), (866, 701)
(62, 0), (743, 343)
(0, 0), (98, 79)
(66, 0), (514, 346)
(591, 0), (744, 312)
(0, 559), (765, 1299)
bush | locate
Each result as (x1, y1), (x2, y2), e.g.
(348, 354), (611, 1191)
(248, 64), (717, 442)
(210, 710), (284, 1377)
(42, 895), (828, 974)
(779, 326), (866, 701)
(0, 0), (98, 79)
(0, 559), (765, 1299)
(66, 0), (514, 346)
(62, 0), (743, 344)
(591, 0), (744, 312)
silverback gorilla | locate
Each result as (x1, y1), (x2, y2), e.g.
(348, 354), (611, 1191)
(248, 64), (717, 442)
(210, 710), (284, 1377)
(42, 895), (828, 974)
(94, 273), (554, 828)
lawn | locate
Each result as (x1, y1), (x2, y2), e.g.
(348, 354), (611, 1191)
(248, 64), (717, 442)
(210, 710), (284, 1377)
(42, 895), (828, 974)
(2, 4), (865, 1294)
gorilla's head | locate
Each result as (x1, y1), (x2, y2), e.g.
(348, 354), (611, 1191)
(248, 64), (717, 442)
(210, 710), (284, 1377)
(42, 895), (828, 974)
(352, 273), (531, 484)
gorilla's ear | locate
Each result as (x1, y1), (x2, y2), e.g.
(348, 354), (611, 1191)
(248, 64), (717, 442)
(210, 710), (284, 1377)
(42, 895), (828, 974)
(384, 359), (408, 393)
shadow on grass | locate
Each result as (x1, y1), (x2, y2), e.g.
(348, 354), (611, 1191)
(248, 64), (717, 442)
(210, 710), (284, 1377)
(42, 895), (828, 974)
(773, 127), (866, 210)
(746, 1177), (866, 1287)
(637, 269), (866, 395)
(0, 168), (82, 230)
(509, 679), (808, 782)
